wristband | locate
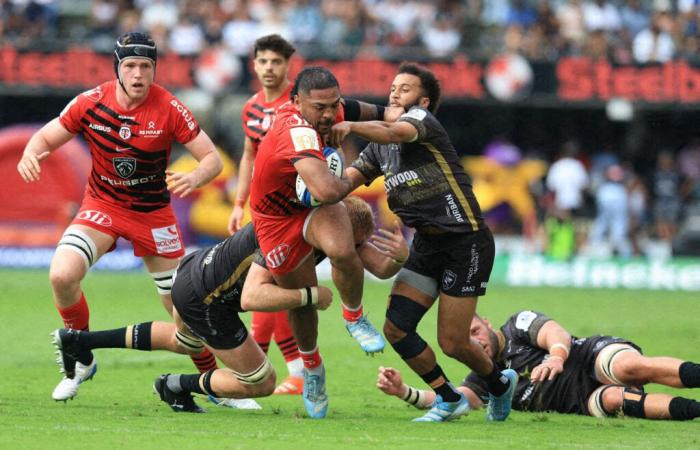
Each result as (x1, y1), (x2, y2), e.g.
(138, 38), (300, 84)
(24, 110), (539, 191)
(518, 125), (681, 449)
(392, 257), (406, 266)
(299, 287), (319, 307)
(549, 343), (570, 357)
(234, 199), (246, 208)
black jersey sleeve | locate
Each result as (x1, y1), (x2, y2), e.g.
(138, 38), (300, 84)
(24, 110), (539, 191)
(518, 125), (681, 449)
(397, 107), (433, 142)
(350, 143), (383, 183)
(502, 310), (551, 346)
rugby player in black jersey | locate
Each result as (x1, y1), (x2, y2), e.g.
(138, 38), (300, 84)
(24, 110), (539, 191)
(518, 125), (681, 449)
(377, 310), (700, 421)
(330, 62), (516, 422)
(51, 197), (408, 412)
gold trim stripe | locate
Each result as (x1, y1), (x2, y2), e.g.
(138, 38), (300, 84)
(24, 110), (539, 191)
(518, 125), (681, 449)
(203, 254), (255, 305)
(424, 143), (478, 230)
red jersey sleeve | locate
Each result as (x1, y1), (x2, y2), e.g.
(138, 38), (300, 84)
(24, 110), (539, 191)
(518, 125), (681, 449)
(167, 95), (201, 144)
(280, 124), (325, 165)
(58, 94), (87, 134)
(334, 102), (345, 124)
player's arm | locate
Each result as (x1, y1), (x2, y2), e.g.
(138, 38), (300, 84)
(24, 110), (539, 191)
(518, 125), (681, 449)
(330, 119), (418, 146)
(357, 221), (409, 279)
(530, 320), (572, 383)
(376, 366), (484, 410)
(17, 118), (75, 182)
(240, 262), (332, 312)
(166, 130), (223, 198)
(228, 136), (255, 234)
(295, 156), (353, 204)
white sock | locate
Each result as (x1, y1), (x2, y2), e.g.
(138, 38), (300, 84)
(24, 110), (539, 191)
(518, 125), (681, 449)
(287, 357), (303, 378)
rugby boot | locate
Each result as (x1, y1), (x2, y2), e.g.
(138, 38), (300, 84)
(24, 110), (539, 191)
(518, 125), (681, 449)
(412, 393), (471, 422)
(208, 395), (262, 410)
(273, 375), (304, 395)
(51, 360), (97, 401)
(153, 374), (205, 413)
(486, 369), (518, 421)
(51, 328), (81, 379)
(302, 365), (329, 419)
(346, 315), (385, 355)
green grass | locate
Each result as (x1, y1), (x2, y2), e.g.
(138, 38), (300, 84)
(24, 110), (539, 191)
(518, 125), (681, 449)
(0, 269), (699, 449)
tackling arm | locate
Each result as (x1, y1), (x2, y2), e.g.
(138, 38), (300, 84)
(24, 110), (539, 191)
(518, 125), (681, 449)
(17, 118), (75, 182)
(240, 262), (333, 312)
(330, 120), (418, 146)
(357, 222), (409, 279)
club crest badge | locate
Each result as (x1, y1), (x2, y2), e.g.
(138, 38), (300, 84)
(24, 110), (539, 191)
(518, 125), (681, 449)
(119, 125), (131, 140)
(442, 269), (457, 290)
(113, 157), (136, 179)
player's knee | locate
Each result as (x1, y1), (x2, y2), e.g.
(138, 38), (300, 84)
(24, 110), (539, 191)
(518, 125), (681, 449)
(175, 329), (205, 355)
(385, 295), (427, 337)
(48, 265), (80, 292)
(437, 333), (468, 359)
(587, 385), (623, 417)
(232, 358), (276, 396)
(383, 319), (405, 343)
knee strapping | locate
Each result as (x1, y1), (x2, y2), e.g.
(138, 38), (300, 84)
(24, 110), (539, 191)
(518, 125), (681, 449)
(622, 387), (647, 418)
(385, 295), (428, 333)
(57, 228), (97, 269)
(391, 331), (428, 360)
(228, 357), (273, 385)
(175, 329), (205, 353)
(587, 384), (621, 417)
(596, 343), (639, 385)
(150, 268), (176, 295)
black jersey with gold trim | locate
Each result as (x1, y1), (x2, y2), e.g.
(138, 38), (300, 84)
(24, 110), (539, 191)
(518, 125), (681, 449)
(351, 106), (484, 233)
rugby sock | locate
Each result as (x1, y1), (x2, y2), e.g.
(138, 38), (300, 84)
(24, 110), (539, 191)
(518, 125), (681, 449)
(482, 367), (510, 397)
(190, 348), (217, 373)
(669, 397), (700, 421)
(679, 361), (700, 388)
(168, 373), (207, 395)
(56, 293), (93, 365)
(420, 364), (461, 402)
(251, 311), (275, 354)
(342, 303), (363, 323)
(78, 328), (127, 350)
(274, 311), (301, 365)
(287, 357), (304, 378)
(300, 347), (322, 371)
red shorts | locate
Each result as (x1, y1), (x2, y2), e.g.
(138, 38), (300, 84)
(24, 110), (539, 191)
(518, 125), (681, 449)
(70, 195), (185, 258)
(252, 209), (315, 276)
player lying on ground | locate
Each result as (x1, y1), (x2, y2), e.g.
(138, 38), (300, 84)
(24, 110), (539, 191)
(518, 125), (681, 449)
(18, 31), (223, 402)
(377, 310), (700, 421)
(52, 197), (408, 414)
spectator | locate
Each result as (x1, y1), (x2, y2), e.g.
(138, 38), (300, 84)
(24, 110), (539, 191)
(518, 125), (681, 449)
(582, 0), (621, 33)
(633, 12), (675, 63)
(620, 0), (649, 38)
(546, 141), (589, 216)
(652, 151), (682, 244)
(421, 12), (461, 58)
(169, 16), (205, 56)
(588, 164), (632, 258)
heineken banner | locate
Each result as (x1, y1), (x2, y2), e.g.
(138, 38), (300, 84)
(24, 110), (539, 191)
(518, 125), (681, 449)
(492, 254), (700, 292)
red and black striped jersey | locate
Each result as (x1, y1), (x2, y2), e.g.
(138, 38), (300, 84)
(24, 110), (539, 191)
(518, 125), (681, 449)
(241, 84), (293, 152)
(59, 80), (200, 212)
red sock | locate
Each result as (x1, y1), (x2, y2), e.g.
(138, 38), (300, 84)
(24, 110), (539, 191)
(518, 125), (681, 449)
(190, 348), (217, 373)
(273, 311), (300, 363)
(251, 311), (275, 354)
(56, 292), (90, 331)
(300, 347), (322, 369)
(342, 303), (363, 323)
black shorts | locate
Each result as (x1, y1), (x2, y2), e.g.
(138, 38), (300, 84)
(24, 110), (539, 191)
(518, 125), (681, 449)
(531, 335), (642, 415)
(404, 228), (495, 297)
(171, 264), (248, 350)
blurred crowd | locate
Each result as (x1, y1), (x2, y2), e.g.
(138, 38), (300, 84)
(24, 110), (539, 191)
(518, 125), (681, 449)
(3, 0), (700, 62)
(474, 135), (700, 259)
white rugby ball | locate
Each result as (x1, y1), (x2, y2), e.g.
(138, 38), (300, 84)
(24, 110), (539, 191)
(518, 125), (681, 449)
(296, 147), (344, 207)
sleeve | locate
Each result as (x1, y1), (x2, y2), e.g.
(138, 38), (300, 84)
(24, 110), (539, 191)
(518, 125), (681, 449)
(58, 95), (85, 134)
(461, 372), (489, 404)
(341, 98), (360, 122)
(397, 107), (430, 142)
(252, 249), (267, 268)
(284, 125), (325, 164)
(502, 310), (551, 346)
(169, 95), (201, 144)
(350, 144), (383, 183)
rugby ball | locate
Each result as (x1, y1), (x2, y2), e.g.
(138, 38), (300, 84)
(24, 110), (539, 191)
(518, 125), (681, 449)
(296, 147), (344, 207)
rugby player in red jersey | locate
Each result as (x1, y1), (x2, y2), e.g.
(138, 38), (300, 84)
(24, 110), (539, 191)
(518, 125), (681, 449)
(16, 32), (223, 402)
(249, 67), (384, 418)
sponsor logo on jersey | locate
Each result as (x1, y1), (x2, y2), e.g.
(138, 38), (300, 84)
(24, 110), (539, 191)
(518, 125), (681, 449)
(119, 125), (131, 140)
(515, 311), (538, 331)
(384, 170), (421, 192)
(442, 269), (457, 290)
(76, 210), (113, 227)
(290, 127), (320, 152)
(402, 108), (427, 121)
(113, 157), (137, 178)
(266, 243), (290, 269)
(445, 193), (465, 223)
(170, 99), (197, 131)
(88, 123), (111, 133)
(151, 225), (182, 254)
(140, 120), (163, 137)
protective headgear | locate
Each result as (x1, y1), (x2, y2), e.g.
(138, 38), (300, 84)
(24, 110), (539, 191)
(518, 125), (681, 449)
(113, 32), (157, 89)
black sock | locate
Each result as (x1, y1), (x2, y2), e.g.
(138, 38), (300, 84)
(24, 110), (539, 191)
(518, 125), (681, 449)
(481, 367), (510, 397)
(434, 382), (462, 402)
(77, 327), (94, 366)
(131, 322), (153, 351)
(176, 374), (207, 395)
(679, 362), (700, 388)
(669, 397), (700, 421)
(79, 328), (127, 350)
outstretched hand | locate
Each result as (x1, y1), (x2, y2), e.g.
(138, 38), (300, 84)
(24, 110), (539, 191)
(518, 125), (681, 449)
(166, 169), (200, 198)
(370, 220), (408, 263)
(376, 366), (405, 397)
(17, 151), (50, 182)
(314, 286), (333, 311)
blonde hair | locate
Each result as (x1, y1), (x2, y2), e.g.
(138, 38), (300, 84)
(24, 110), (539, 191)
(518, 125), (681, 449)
(344, 196), (375, 242)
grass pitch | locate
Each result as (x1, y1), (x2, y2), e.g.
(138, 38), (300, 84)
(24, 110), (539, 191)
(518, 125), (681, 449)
(0, 269), (698, 449)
